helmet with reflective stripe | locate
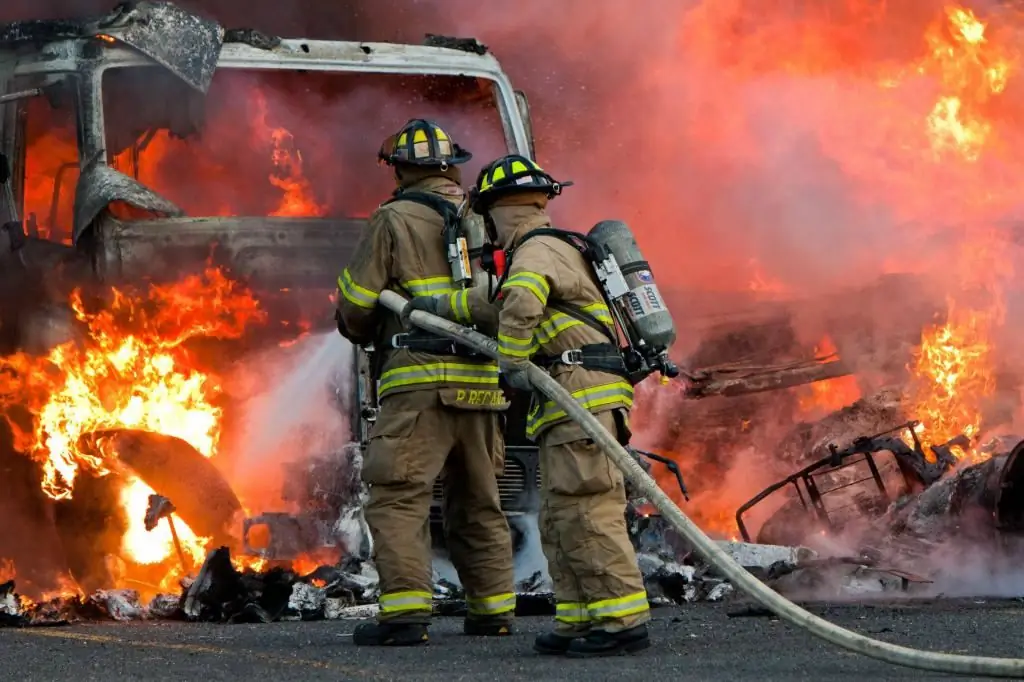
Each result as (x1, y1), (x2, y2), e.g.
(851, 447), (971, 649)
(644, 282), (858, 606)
(469, 154), (572, 213)
(378, 118), (472, 167)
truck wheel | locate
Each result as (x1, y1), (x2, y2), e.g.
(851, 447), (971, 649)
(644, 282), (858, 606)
(54, 428), (244, 591)
(84, 429), (242, 546)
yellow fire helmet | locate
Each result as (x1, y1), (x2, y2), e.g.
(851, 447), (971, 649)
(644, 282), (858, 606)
(378, 118), (472, 167)
(469, 154), (572, 213)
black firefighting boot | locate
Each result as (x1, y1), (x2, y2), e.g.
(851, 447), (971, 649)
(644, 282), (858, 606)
(533, 630), (582, 655)
(564, 624), (650, 658)
(352, 621), (429, 646)
(463, 615), (515, 636)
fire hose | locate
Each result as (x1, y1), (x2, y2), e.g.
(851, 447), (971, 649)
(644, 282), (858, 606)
(378, 289), (1024, 678)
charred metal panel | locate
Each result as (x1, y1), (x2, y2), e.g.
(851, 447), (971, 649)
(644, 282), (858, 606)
(94, 2), (224, 93)
(74, 162), (183, 243)
(0, 19), (92, 46)
(1, 2), (223, 94)
(98, 215), (365, 290)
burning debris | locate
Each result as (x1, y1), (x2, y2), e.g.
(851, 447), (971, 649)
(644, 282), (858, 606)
(1, 538), (823, 628)
(243, 445), (370, 563)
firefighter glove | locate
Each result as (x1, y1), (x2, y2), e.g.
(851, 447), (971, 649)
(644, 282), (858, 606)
(401, 294), (443, 325)
(499, 360), (532, 392)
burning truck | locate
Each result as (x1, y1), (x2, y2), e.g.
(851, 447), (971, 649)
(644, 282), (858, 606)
(0, 0), (700, 608)
(1, 0), (1023, 626)
(0, 0), (551, 601)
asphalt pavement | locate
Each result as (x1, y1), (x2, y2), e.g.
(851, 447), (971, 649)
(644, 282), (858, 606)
(2, 599), (1023, 681)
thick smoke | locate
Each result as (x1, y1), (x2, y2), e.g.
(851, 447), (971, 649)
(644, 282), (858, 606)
(4, 1), (1018, 291)
(6, 0), (1024, 585)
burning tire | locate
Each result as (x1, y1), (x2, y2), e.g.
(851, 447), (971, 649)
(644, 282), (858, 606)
(85, 429), (243, 544)
(53, 472), (126, 593)
(53, 428), (243, 592)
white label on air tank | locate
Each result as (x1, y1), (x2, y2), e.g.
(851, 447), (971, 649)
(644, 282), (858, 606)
(625, 284), (666, 318)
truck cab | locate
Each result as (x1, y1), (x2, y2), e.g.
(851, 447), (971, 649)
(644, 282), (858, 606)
(0, 1), (542, 555)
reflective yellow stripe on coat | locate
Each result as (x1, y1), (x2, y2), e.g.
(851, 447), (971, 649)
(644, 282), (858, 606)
(379, 360), (500, 398)
(498, 332), (539, 360)
(448, 289), (472, 323)
(502, 271), (550, 305)
(337, 268), (380, 309)
(526, 380), (634, 438)
(402, 275), (456, 297)
(533, 303), (613, 346)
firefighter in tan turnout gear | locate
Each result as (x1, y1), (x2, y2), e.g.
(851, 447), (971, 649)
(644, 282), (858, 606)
(334, 120), (516, 647)
(405, 155), (652, 657)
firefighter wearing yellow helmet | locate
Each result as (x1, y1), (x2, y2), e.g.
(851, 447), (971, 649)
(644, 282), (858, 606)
(335, 119), (516, 646)
(403, 154), (652, 657)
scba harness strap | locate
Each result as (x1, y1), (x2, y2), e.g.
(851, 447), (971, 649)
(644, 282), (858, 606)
(382, 189), (485, 264)
(382, 189), (460, 233)
(532, 342), (630, 378)
(510, 228), (631, 379)
(382, 189), (483, 358)
(385, 329), (483, 359)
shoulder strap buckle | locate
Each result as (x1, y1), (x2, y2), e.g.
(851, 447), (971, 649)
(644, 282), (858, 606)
(560, 349), (584, 365)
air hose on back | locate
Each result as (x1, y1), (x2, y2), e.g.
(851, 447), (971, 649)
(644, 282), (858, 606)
(378, 288), (1024, 678)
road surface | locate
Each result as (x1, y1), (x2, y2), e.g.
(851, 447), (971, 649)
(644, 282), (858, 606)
(1, 599), (1022, 681)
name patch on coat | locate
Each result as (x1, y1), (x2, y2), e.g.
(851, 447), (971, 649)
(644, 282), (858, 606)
(455, 389), (507, 406)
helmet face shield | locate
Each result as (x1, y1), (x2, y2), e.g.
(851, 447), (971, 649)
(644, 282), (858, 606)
(379, 119), (472, 167)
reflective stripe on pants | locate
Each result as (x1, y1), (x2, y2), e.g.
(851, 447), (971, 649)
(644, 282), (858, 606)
(555, 601), (590, 625)
(588, 591), (650, 622)
(379, 590), (433, 615)
(466, 592), (516, 616)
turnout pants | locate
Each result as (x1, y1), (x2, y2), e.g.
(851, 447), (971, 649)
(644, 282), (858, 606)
(361, 389), (516, 624)
(538, 410), (650, 634)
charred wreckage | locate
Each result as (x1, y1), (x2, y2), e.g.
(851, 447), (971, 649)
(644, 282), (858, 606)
(0, 1), (1021, 628)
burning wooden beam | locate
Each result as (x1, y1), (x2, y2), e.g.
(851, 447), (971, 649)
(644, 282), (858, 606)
(683, 360), (852, 399)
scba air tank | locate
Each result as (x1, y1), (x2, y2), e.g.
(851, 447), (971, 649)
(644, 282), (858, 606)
(587, 220), (677, 353)
(461, 213), (494, 289)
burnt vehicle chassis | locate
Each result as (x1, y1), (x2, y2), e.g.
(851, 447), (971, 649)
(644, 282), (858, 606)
(736, 422), (975, 545)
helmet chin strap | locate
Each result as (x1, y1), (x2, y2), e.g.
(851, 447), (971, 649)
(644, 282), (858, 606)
(482, 212), (499, 244)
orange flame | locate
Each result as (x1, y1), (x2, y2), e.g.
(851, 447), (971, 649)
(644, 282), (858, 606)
(906, 5), (1010, 461)
(0, 559), (14, 583)
(258, 90), (327, 218)
(798, 335), (861, 417)
(119, 477), (208, 568)
(108, 88), (328, 219)
(0, 267), (265, 500)
(747, 258), (789, 296)
(922, 6), (1014, 161)
(907, 303), (996, 461)
(0, 267), (265, 580)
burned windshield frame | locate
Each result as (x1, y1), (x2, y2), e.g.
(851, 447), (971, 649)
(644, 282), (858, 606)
(95, 65), (512, 220)
(4, 73), (82, 242)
